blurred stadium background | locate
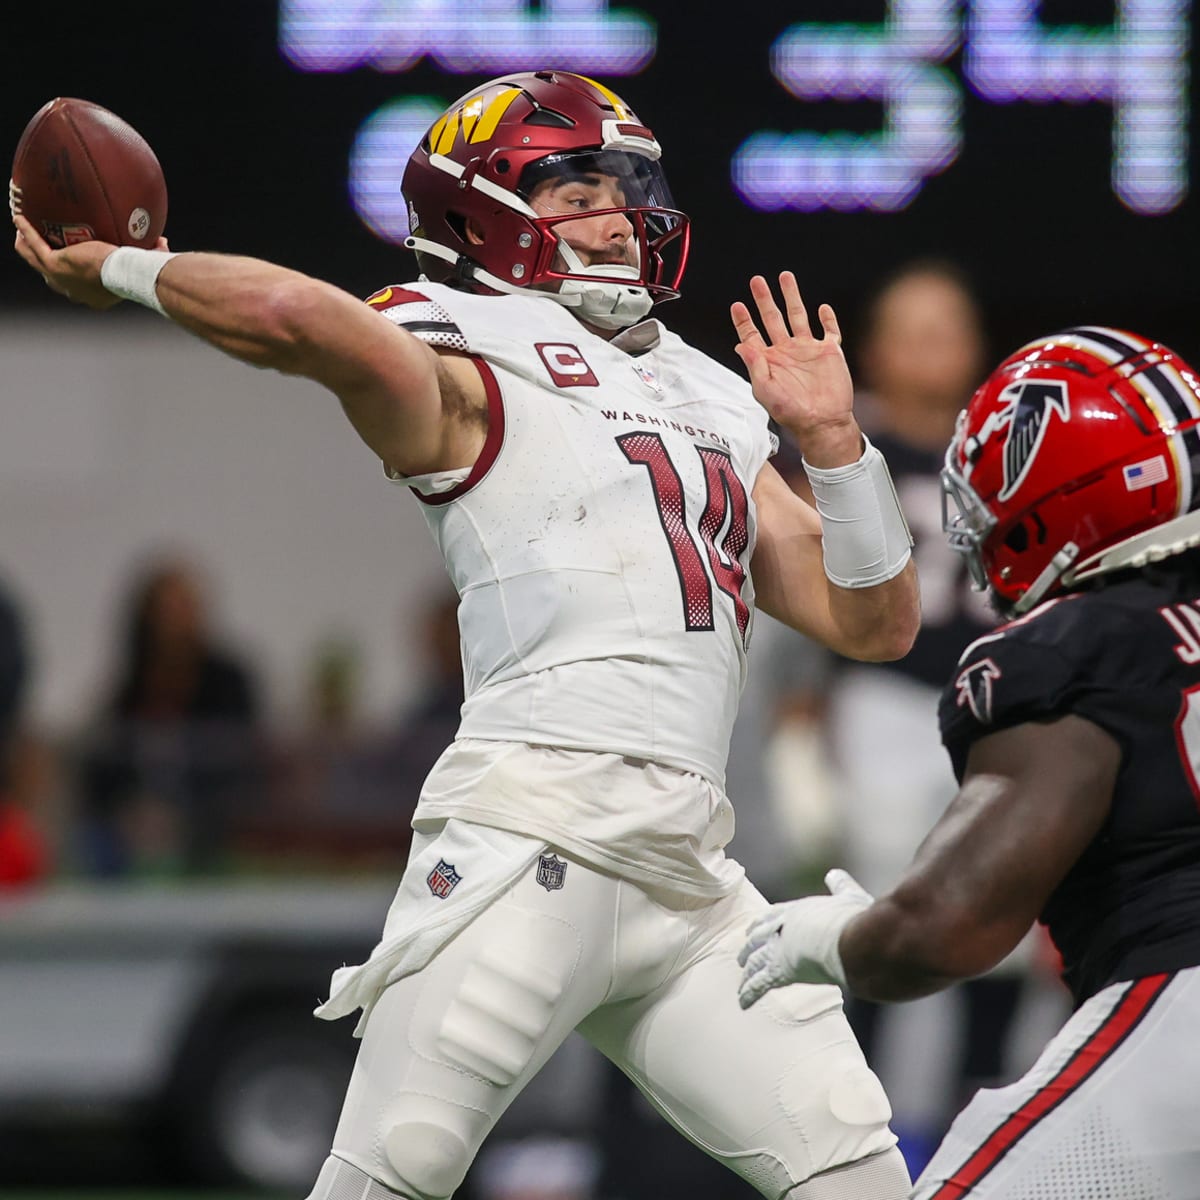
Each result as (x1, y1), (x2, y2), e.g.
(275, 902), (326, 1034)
(0, 2), (1194, 1197)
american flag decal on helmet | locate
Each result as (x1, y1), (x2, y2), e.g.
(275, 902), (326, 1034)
(1065, 326), (1200, 517)
(1124, 456), (1169, 491)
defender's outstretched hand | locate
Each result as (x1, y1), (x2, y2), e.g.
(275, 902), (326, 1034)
(737, 869), (874, 1009)
(731, 273), (857, 465)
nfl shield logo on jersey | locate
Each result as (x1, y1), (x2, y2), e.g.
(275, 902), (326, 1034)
(632, 360), (663, 394)
(536, 853), (568, 891)
(427, 858), (462, 899)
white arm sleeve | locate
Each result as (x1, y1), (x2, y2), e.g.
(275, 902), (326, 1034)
(803, 435), (914, 589)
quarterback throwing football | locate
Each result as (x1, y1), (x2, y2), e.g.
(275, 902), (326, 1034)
(15, 72), (919, 1200)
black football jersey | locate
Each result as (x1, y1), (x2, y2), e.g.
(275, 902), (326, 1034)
(938, 566), (1200, 1004)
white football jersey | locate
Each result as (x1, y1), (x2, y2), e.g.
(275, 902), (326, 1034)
(371, 282), (775, 790)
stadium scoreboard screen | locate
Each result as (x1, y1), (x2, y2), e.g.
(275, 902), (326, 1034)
(280, 0), (1189, 226)
(4, 0), (1197, 357)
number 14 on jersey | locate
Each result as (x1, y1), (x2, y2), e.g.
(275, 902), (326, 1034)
(618, 432), (752, 641)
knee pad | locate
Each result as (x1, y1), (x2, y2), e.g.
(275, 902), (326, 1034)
(382, 1117), (470, 1200)
(774, 1033), (897, 1180)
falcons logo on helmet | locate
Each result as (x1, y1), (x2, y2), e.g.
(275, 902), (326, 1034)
(963, 380), (1070, 501)
(955, 658), (1002, 724)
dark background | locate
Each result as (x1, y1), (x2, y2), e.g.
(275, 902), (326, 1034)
(2, 0), (1196, 377)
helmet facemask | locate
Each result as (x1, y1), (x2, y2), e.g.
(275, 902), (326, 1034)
(511, 148), (688, 328)
(940, 416), (996, 594)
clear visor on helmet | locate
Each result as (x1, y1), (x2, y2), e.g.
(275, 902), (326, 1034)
(518, 149), (680, 232)
(516, 149), (687, 292)
(940, 422), (996, 592)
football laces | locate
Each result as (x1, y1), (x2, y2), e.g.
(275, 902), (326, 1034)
(8, 178), (23, 218)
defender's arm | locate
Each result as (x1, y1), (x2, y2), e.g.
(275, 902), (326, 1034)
(739, 716), (1118, 1009)
(835, 716), (1118, 999)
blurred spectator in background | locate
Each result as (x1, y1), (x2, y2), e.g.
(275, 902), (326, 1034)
(823, 260), (1045, 1167)
(735, 438), (842, 902)
(835, 263), (992, 880)
(727, 606), (840, 903)
(384, 588), (464, 796)
(260, 626), (415, 869)
(307, 632), (363, 735)
(0, 571), (48, 885)
(77, 555), (263, 877)
(259, 630), (391, 866)
(0, 577), (28, 762)
(252, 589), (463, 870)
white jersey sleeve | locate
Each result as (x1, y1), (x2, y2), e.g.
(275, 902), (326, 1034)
(364, 284), (469, 352)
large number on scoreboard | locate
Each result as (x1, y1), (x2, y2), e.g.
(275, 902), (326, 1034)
(617, 432), (751, 640)
(966, 0), (1189, 215)
(733, 0), (1189, 215)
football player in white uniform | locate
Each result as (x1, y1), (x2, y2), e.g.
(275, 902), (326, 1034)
(15, 71), (919, 1200)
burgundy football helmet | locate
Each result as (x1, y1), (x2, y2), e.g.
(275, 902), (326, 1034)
(401, 70), (690, 330)
(942, 327), (1200, 614)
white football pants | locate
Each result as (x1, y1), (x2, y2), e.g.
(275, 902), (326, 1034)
(310, 845), (905, 1200)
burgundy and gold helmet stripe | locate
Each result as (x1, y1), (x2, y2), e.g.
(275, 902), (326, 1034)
(428, 85), (524, 155)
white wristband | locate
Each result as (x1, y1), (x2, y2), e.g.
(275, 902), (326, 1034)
(803, 434), (914, 589)
(100, 247), (178, 316)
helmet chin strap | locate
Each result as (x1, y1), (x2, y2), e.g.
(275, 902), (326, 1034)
(1012, 542), (1080, 615)
(1011, 509), (1200, 614)
(551, 240), (653, 330)
(404, 235), (653, 330)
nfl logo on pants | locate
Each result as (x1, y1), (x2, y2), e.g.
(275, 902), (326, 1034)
(536, 853), (567, 891)
(427, 858), (462, 899)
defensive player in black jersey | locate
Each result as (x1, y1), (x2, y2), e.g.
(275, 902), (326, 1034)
(738, 325), (1200, 1197)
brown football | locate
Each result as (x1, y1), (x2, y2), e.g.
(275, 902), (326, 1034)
(10, 97), (167, 249)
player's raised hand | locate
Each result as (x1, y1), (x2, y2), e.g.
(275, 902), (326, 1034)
(731, 272), (859, 466)
(13, 214), (122, 309)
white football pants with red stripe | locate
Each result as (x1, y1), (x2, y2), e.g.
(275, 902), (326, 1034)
(913, 966), (1200, 1198)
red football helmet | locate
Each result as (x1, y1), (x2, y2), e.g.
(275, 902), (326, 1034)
(401, 70), (690, 330)
(942, 327), (1200, 614)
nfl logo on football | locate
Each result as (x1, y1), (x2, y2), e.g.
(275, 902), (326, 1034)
(45, 221), (96, 247)
(426, 858), (462, 899)
(536, 853), (567, 891)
